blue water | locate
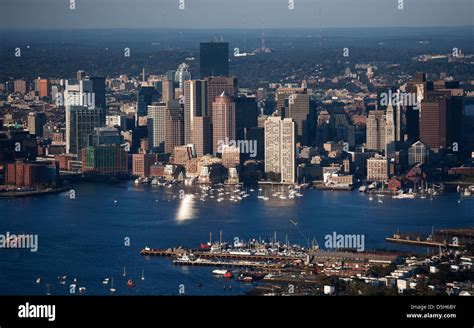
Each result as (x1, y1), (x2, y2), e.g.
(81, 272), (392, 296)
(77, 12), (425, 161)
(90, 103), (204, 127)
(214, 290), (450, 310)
(0, 182), (472, 295)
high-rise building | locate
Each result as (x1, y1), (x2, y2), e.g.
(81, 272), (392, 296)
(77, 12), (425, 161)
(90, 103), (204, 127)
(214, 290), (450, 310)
(162, 79), (175, 103)
(77, 70), (85, 81)
(286, 93), (316, 145)
(67, 105), (105, 158)
(14, 80), (27, 94)
(275, 87), (306, 114)
(193, 116), (211, 157)
(147, 103), (167, 152)
(366, 110), (386, 152)
(175, 63), (192, 91)
(264, 116), (296, 184)
(205, 76), (238, 118)
(212, 92), (236, 156)
(184, 80), (208, 145)
(420, 91), (449, 150)
(137, 86), (159, 118)
(27, 112), (47, 137)
(200, 42), (229, 78)
(235, 95), (258, 141)
(385, 103), (396, 157)
(37, 78), (49, 98)
(165, 100), (184, 154)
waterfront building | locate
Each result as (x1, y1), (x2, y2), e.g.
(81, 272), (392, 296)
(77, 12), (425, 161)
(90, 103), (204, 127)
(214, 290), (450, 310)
(66, 105), (105, 159)
(81, 144), (128, 175)
(367, 156), (388, 182)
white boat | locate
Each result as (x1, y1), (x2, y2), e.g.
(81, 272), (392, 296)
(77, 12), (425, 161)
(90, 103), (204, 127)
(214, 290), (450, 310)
(36, 278), (41, 284)
(141, 269), (145, 281)
(392, 193), (416, 199)
(212, 269), (229, 275)
(109, 277), (116, 293)
(102, 278), (109, 285)
(359, 186), (367, 192)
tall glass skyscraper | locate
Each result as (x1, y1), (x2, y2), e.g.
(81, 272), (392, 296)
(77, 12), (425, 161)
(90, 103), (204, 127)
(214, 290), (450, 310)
(200, 42), (229, 78)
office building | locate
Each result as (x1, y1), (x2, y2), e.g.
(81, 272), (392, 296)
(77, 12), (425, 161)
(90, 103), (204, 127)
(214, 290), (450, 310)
(264, 116), (296, 184)
(200, 41), (229, 78)
(212, 92), (236, 156)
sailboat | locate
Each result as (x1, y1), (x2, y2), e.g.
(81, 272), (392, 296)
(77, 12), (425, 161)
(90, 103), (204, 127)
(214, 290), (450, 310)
(141, 269), (145, 281)
(109, 277), (116, 293)
(122, 266), (126, 277)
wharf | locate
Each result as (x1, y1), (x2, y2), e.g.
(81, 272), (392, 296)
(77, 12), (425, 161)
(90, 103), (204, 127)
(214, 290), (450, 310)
(140, 248), (305, 262)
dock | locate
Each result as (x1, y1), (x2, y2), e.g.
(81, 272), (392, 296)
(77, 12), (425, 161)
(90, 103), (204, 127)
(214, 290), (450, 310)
(140, 248), (305, 262)
(385, 237), (463, 248)
(172, 258), (286, 269)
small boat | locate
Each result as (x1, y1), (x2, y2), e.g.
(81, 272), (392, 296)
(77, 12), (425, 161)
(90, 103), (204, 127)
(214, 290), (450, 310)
(35, 278), (41, 284)
(141, 269), (145, 281)
(102, 278), (110, 285)
(79, 287), (86, 293)
(212, 269), (229, 276)
(359, 185), (367, 192)
(127, 279), (135, 288)
(223, 272), (233, 279)
(122, 267), (126, 277)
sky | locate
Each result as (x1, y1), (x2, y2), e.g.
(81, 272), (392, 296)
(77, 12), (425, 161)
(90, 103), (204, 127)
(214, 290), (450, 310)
(1, 0), (473, 29)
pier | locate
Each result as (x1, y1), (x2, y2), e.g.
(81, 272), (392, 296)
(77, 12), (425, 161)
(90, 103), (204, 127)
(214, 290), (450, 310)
(140, 248), (305, 262)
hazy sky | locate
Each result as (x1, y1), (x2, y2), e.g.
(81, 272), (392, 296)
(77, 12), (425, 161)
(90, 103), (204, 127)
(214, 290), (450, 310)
(1, 0), (473, 29)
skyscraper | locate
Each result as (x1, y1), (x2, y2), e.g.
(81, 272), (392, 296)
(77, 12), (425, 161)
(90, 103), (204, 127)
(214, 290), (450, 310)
(200, 42), (229, 78)
(147, 103), (167, 152)
(366, 110), (386, 152)
(235, 95), (258, 141)
(385, 103), (396, 157)
(212, 92), (235, 155)
(37, 78), (49, 99)
(420, 91), (450, 150)
(67, 105), (105, 158)
(193, 116), (211, 157)
(27, 112), (47, 137)
(175, 63), (192, 91)
(165, 100), (184, 154)
(286, 93), (316, 145)
(137, 86), (159, 118)
(264, 116), (296, 184)
(184, 80), (208, 145)
(205, 76), (238, 118)
(162, 79), (175, 103)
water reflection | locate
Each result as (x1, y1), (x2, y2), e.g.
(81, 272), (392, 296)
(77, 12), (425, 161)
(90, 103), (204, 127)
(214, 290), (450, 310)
(176, 194), (196, 222)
